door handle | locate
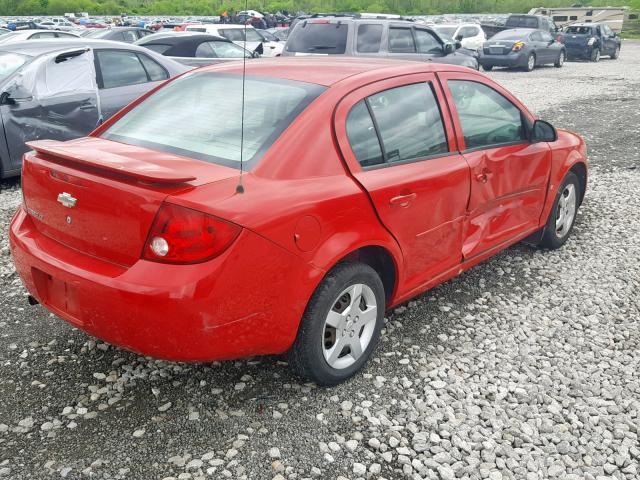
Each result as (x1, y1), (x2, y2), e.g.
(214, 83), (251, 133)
(389, 193), (417, 207)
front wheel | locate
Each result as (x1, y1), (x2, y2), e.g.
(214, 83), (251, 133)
(538, 172), (581, 249)
(590, 48), (600, 62)
(611, 45), (620, 59)
(554, 50), (565, 68)
(525, 53), (536, 71)
(482, 64), (493, 71)
(287, 262), (385, 386)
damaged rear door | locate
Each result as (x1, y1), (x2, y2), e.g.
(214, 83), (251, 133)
(0, 48), (100, 171)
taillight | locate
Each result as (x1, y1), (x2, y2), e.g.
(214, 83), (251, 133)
(512, 41), (525, 51)
(143, 203), (241, 264)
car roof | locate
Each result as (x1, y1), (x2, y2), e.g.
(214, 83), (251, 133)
(0, 38), (158, 57)
(197, 57), (472, 87)
(141, 33), (229, 45)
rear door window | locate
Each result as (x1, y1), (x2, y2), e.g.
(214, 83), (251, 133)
(346, 100), (384, 167)
(356, 24), (383, 53)
(286, 22), (348, 54)
(138, 54), (169, 81)
(96, 50), (151, 89)
(388, 28), (415, 53)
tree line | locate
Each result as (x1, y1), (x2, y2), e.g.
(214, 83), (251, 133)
(0, 0), (637, 18)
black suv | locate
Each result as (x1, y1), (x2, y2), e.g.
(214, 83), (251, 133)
(283, 17), (479, 70)
(561, 23), (621, 62)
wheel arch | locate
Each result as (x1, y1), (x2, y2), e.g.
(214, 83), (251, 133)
(569, 161), (587, 205)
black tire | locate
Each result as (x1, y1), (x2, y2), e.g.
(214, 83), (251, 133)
(287, 262), (385, 386)
(590, 48), (600, 62)
(611, 45), (620, 59)
(554, 50), (565, 68)
(538, 172), (581, 249)
(482, 65), (493, 71)
(524, 53), (536, 72)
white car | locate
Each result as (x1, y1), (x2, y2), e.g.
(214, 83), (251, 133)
(433, 23), (486, 51)
(38, 18), (78, 31)
(184, 24), (283, 57)
(0, 29), (79, 45)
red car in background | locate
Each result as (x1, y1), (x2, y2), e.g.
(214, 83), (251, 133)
(10, 58), (587, 385)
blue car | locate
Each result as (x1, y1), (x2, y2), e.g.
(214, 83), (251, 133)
(561, 23), (621, 62)
(480, 28), (566, 72)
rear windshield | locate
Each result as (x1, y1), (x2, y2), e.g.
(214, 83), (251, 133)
(505, 16), (538, 28)
(102, 73), (325, 170)
(564, 26), (593, 34)
(492, 31), (528, 40)
(286, 22), (348, 54)
(434, 26), (457, 37)
(0, 52), (31, 82)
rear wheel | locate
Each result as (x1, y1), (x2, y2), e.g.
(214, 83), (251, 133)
(590, 48), (600, 62)
(538, 172), (580, 249)
(525, 53), (536, 71)
(611, 45), (620, 59)
(554, 50), (565, 68)
(287, 262), (385, 386)
(482, 64), (493, 71)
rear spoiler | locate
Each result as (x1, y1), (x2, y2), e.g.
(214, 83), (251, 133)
(26, 139), (197, 184)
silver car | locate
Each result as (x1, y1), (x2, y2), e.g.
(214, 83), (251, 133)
(0, 39), (189, 178)
(282, 17), (479, 70)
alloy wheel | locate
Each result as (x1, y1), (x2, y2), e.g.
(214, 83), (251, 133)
(558, 51), (565, 66)
(527, 55), (535, 71)
(322, 283), (377, 370)
(555, 183), (577, 238)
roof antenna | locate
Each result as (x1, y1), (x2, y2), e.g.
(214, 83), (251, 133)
(236, 1), (249, 194)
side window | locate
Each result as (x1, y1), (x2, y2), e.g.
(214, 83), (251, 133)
(30, 32), (56, 39)
(357, 24), (383, 53)
(388, 28), (415, 53)
(245, 29), (262, 42)
(195, 41), (216, 58)
(145, 44), (172, 54)
(540, 31), (553, 42)
(414, 29), (442, 55)
(208, 41), (248, 58)
(369, 83), (448, 163)
(530, 31), (542, 42)
(138, 54), (169, 81)
(122, 31), (138, 43)
(346, 101), (384, 167)
(220, 29), (243, 41)
(448, 80), (525, 150)
(96, 50), (149, 89)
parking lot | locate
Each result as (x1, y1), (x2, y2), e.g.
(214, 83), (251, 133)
(1, 41), (639, 480)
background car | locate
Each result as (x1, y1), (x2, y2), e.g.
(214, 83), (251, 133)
(0, 39), (189, 178)
(184, 24), (283, 57)
(81, 26), (154, 43)
(136, 33), (256, 66)
(480, 28), (566, 71)
(10, 58), (586, 386)
(0, 29), (79, 45)
(433, 23), (486, 50)
(266, 26), (289, 41)
(561, 23), (621, 62)
(36, 19), (77, 31)
(283, 17), (479, 70)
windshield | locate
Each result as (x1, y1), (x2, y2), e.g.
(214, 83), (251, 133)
(565, 26), (593, 35)
(434, 26), (457, 37)
(83, 29), (110, 38)
(286, 22), (348, 54)
(0, 52), (31, 82)
(102, 73), (325, 169)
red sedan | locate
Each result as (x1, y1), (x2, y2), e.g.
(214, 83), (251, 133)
(10, 58), (587, 385)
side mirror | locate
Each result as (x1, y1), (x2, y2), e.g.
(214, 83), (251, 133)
(531, 119), (557, 143)
(0, 92), (13, 105)
(444, 43), (454, 55)
(455, 40), (462, 49)
(455, 34), (463, 41)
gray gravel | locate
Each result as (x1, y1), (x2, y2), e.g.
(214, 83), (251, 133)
(1, 42), (639, 480)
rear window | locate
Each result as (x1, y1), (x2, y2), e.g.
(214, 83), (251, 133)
(492, 31), (529, 41)
(506, 16), (539, 28)
(565, 26), (593, 34)
(102, 73), (325, 170)
(286, 22), (348, 54)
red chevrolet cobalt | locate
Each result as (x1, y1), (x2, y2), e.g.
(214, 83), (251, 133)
(10, 58), (587, 385)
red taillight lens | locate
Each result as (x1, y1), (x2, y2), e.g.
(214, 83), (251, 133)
(143, 203), (241, 264)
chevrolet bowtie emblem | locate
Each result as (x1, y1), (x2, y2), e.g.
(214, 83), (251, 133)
(57, 192), (77, 208)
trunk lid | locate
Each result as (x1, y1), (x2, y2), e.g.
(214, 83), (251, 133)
(483, 40), (517, 55)
(22, 137), (238, 267)
(561, 33), (590, 47)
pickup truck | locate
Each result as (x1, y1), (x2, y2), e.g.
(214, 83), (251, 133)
(482, 14), (559, 39)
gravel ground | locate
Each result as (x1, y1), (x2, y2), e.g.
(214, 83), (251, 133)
(1, 42), (639, 480)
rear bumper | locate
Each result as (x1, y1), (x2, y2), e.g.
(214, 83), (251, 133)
(10, 207), (320, 361)
(479, 51), (527, 68)
(565, 45), (592, 58)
